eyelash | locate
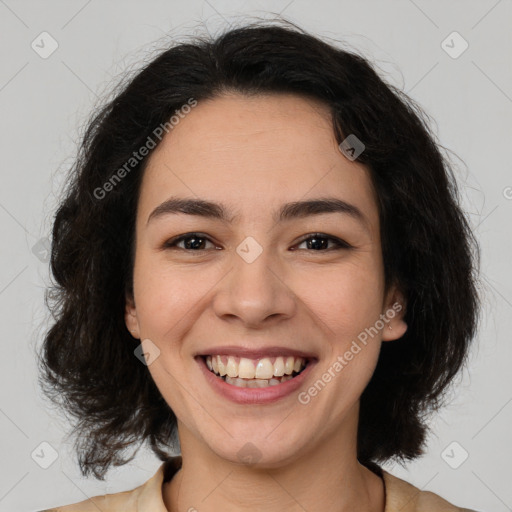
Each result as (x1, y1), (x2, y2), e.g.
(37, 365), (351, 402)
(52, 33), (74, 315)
(162, 232), (352, 252)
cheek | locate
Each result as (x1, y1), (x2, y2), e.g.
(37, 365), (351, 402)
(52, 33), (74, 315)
(295, 258), (385, 361)
(132, 252), (200, 337)
(305, 265), (385, 402)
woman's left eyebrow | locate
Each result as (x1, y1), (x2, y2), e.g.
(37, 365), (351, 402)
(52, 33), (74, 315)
(146, 196), (369, 231)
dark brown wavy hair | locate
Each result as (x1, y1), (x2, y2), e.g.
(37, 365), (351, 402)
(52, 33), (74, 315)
(36, 18), (480, 480)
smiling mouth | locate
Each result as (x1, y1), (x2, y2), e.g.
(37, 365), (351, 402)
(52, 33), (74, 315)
(202, 354), (309, 388)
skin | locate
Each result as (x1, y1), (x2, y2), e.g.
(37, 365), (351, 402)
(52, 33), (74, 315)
(125, 92), (408, 512)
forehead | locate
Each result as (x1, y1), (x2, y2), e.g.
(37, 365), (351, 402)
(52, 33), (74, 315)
(138, 92), (379, 229)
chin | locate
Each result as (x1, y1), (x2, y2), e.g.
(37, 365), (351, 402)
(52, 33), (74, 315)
(203, 427), (310, 469)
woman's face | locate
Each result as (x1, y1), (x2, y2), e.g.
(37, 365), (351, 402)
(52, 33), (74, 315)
(125, 92), (407, 466)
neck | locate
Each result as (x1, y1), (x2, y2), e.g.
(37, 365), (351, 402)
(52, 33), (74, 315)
(162, 412), (385, 512)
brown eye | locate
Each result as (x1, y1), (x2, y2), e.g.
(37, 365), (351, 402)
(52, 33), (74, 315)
(292, 233), (352, 251)
(163, 233), (217, 251)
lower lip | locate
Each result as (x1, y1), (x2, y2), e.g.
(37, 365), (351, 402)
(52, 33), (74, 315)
(196, 356), (316, 405)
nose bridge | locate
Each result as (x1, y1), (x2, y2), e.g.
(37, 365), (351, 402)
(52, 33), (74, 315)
(212, 236), (296, 326)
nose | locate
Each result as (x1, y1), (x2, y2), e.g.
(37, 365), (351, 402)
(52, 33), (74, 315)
(212, 245), (297, 328)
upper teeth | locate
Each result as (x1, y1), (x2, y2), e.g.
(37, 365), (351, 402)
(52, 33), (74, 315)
(206, 355), (307, 379)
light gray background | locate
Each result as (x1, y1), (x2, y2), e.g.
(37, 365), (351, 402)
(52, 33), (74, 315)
(0, 1), (510, 511)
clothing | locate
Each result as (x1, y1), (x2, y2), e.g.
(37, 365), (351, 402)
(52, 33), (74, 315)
(41, 455), (479, 511)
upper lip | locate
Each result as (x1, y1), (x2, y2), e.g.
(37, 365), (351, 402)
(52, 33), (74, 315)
(196, 345), (318, 360)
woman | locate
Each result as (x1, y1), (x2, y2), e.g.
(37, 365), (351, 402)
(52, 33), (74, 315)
(38, 20), (481, 512)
